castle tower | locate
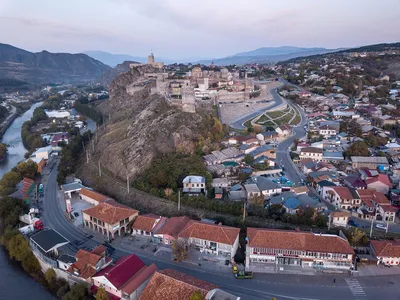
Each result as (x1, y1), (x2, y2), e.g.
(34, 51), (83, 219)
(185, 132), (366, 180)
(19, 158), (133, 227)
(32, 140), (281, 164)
(181, 85), (196, 113)
(148, 53), (155, 64)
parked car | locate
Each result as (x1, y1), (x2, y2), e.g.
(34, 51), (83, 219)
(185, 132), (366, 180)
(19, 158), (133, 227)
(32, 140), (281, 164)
(376, 223), (386, 230)
(348, 220), (359, 227)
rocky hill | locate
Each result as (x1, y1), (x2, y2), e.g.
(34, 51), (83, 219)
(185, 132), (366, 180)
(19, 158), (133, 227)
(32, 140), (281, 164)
(94, 66), (204, 179)
(99, 61), (138, 87)
(0, 43), (110, 84)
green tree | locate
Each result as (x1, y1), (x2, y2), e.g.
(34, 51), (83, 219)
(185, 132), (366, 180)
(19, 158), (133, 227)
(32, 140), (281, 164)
(172, 240), (187, 262)
(7, 233), (41, 275)
(0, 171), (22, 196)
(344, 228), (369, 246)
(15, 160), (37, 179)
(95, 287), (110, 300)
(0, 143), (7, 159)
(344, 141), (370, 157)
(189, 290), (204, 300)
(45, 268), (57, 285)
(244, 154), (254, 165)
(62, 283), (90, 300)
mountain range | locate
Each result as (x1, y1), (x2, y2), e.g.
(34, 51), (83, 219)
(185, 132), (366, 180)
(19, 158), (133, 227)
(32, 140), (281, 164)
(0, 43), (110, 85)
(197, 46), (346, 65)
(84, 46), (345, 67)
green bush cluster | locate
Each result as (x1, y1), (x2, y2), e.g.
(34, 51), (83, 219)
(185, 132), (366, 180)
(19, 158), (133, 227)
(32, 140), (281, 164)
(75, 99), (103, 125)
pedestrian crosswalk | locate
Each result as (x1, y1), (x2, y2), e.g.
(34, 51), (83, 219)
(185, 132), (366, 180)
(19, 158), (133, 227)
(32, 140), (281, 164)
(345, 278), (366, 298)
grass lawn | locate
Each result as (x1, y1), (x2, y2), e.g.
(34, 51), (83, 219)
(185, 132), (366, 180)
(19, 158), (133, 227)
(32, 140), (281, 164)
(274, 110), (295, 125)
(265, 107), (290, 119)
(256, 114), (269, 123)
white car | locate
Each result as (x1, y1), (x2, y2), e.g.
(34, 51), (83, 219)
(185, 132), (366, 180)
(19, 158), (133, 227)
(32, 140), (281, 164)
(376, 223), (386, 230)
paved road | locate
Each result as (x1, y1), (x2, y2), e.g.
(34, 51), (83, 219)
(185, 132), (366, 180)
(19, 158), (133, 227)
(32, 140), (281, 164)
(230, 87), (285, 129)
(38, 159), (400, 299)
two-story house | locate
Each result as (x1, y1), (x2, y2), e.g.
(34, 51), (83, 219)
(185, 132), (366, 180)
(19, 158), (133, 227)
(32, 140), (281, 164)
(357, 189), (396, 223)
(131, 214), (168, 242)
(365, 174), (392, 194)
(245, 228), (354, 272)
(300, 147), (323, 161)
(182, 176), (206, 196)
(92, 254), (157, 300)
(251, 176), (282, 199)
(318, 124), (338, 137)
(83, 200), (139, 239)
(322, 186), (360, 210)
(370, 240), (400, 266)
(67, 245), (112, 282)
(329, 211), (350, 227)
(178, 220), (240, 259)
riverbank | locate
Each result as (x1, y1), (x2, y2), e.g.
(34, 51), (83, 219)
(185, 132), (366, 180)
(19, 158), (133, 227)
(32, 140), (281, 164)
(0, 102), (54, 300)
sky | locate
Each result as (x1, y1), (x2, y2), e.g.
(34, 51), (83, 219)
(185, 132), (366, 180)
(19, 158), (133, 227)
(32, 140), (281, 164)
(1, 0), (399, 60)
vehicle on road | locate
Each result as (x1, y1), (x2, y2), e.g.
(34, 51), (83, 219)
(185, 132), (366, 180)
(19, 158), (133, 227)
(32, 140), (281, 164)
(38, 183), (44, 194)
(235, 271), (253, 279)
(376, 223), (386, 230)
(348, 220), (359, 227)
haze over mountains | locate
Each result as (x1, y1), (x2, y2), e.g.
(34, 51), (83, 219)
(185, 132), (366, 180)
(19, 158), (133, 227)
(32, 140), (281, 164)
(85, 46), (345, 67)
(0, 43), (110, 85)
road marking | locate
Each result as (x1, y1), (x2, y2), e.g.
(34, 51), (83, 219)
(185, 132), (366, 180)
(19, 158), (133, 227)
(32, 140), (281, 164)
(345, 278), (366, 298)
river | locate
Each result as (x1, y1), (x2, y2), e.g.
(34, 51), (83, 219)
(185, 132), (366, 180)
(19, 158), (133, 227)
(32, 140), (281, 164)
(0, 102), (55, 300)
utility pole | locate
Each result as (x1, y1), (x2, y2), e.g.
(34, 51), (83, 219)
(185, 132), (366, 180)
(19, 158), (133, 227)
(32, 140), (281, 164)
(178, 191), (181, 211)
(126, 174), (130, 193)
(98, 161), (101, 177)
(86, 151), (89, 164)
(242, 202), (246, 222)
(370, 218), (374, 238)
(328, 214), (331, 231)
(82, 141), (86, 153)
(386, 221), (389, 234)
(92, 140), (94, 152)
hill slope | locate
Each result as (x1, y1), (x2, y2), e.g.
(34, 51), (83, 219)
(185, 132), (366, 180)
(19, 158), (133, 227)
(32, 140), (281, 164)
(0, 43), (110, 84)
(94, 66), (206, 179)
(99, 61), (139, 86)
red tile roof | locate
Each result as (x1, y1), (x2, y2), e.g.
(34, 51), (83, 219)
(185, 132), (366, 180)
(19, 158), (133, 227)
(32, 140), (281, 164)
(156, 216), (191, 238)
(330, 186), (354, 200)
(365, 174), (392, 188)
(371, 240), (400, 257)
(94, 254), (145, 289)
(357, 189), (390, 205)
(139, 269), (218, 300)
(67, 247), (107, 279)
(178, 220), (240, 245)
(247, 228), (354, 254)
(83, 200), (138, 225)
(121, 264), (157, 295)
(132, 214), (164, 233)
(80, 188), (113, 203)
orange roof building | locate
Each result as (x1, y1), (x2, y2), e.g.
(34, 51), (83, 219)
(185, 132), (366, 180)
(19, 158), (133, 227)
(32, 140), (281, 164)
(178, 220), (240, 259)
(83, 200), (139, 239)
(245, 228), (354, 272)
(154, 216), (191, 245)
(80, 188), (114, 205)
(139, 269), (218, 300)
(131, 214), (168, 237)
(67, 245), (112, 281)
(370, 240), (400, 266)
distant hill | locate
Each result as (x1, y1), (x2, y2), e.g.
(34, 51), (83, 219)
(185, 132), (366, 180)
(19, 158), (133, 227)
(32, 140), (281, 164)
(99, 61), (138, 86)
(0, 43), (110, 85)
(280, 42), (400, 64)
(84, 51), (148, 67)
(197, 46), (345, 66)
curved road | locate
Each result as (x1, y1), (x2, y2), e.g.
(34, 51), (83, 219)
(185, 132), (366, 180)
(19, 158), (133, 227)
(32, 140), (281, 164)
(230, 87), (285, 129)
(38, 158), (400, 300)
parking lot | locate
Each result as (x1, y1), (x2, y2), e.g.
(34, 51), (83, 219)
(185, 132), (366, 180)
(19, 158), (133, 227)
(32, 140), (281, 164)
(69, 194), (93, 227)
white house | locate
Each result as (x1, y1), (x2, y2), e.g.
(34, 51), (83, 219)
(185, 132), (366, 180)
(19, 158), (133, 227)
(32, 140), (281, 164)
(182, 175), (206, 195)
(370, 240), (400, 266)
(251, 176), (282, 199)
(329, 211), (350, 227)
